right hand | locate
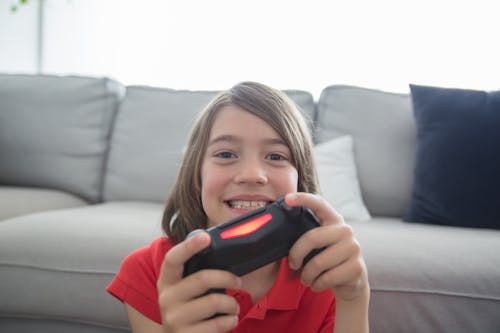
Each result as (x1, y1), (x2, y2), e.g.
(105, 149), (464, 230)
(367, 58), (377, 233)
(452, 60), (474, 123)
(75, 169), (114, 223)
(157, 231), (242, 333)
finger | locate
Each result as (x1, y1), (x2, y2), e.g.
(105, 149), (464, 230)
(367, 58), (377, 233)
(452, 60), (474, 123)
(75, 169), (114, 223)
(300, 236), (360, 287)
(285, 192), (343, 226)
(288, 223), (353, 270)
(181, 315), (239, 333)
(165, 293), (239, 324)
(310, 256), (367, 295)
(158, 232), (211, 287)
(164, 269), (242, 304)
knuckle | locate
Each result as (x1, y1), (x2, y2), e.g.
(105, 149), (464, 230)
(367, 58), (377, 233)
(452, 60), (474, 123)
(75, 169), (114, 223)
(352, 259), (365, 276)
(341, 224), (354, 238)
(162, 310), (178, 329)
(351, 239), (361, 256)
(308, 254), (324, 271)
(213, 316), (235, 332)
(333, 208), (344, 221)
(207, 292), (221, 307)
(162, 251), (177, 268)
(158, 287), (173, 304)
(305, 227), (322, 243)
(316, 194), (327, 206)
(314, 275), (328, 291)
(230, 297), (239, 311)
(193, 270), (229, 290)
(215, 320), (228, 332)
(195, 270), (211, 285)
(327, 271), (341, 288)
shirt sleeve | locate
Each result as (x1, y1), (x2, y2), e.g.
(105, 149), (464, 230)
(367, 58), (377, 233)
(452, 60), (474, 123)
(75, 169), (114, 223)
(106, 238), (171, 324)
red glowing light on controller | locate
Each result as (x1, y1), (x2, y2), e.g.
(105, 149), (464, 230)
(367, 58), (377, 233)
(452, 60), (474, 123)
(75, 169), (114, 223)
(220, 213), (272, 239)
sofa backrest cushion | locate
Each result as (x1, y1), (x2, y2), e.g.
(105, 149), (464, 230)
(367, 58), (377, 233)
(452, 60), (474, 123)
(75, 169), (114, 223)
(104, 86), (316, 202)
(316, 85), (416, 217)
(405, 84), (500, 229)
(0, 74), (123, 203)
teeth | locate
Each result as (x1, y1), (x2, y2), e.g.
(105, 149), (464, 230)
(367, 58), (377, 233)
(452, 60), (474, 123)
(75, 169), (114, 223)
(229, 200), (267, 209)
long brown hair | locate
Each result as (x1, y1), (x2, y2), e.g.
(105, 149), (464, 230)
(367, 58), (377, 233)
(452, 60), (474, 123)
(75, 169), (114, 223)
(162, 82), (318, 243)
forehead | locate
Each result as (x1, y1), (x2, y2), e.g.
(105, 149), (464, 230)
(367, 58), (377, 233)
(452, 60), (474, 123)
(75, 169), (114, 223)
(209, 105), (284, 142)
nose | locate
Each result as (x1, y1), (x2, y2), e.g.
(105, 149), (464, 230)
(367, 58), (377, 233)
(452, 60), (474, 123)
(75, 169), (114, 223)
(233, 158), (268, 185)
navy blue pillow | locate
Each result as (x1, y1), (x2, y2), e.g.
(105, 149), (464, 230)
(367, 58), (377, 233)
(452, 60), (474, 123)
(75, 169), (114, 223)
(405, 84), (500, 229)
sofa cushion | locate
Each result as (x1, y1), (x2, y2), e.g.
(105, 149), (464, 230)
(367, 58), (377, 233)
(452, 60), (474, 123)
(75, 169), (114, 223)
(283, 89), (316, 138)
(0, 74), (123, 203)
(0, 202), (163, 331)
(405, 84), (500, 229)
(351, 218), (500, 332)
(314, 135), (371, 221)
(316, 85), (415, 217)
(0, 186), (88, 221)
(104, 86), (316, 202)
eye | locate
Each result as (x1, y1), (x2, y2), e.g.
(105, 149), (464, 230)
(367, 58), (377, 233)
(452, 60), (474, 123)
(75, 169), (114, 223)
(215, 151), (236, 159)
(267, 153), (288, 161)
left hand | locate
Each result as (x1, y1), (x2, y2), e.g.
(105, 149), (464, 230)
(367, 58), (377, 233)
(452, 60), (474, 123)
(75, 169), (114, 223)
(285, 192), (369, 302)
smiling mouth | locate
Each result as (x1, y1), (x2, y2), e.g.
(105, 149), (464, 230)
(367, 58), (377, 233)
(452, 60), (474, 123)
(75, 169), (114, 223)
(225, 200), (271, 209)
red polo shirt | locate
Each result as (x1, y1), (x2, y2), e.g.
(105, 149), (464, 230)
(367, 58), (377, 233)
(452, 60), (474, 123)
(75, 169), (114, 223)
(107, 237), (335, 332)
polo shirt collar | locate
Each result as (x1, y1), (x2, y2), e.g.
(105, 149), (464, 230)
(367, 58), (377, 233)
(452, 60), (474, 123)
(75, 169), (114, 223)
(244, 257), (306, 320)
(265, 257), (306, 311)
(228, 257), (307, 321)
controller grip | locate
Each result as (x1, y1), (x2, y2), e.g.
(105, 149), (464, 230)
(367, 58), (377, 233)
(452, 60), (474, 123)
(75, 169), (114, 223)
(303, 247), (325, 266)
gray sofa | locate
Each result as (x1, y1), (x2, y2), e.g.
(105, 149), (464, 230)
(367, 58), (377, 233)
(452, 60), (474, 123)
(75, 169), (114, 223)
(1, 74), (499, 333)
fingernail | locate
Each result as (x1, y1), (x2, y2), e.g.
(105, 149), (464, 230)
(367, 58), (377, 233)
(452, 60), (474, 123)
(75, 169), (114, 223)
(289, 260), (297, 270)
(193, 232), (209, 245)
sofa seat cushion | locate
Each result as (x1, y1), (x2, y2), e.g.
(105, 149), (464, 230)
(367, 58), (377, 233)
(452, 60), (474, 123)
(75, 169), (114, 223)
(0, 202), (164, 331)
(0, 186), (88, 221)
(351, 218), (500, 333)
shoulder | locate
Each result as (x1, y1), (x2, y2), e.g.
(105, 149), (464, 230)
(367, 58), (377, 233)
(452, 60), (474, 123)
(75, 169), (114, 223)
(106, 237), (173, 323)
(121, 237), (174, 279)
(107, 237), (175, 324)
(107, 237), (174, 298)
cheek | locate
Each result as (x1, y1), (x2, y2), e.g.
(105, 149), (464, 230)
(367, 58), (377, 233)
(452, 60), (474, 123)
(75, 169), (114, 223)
(277, 167), (299, 193)
(201, 164), (222, 190)
(200, 164), (227, 208)
(290, 169), (299, 190)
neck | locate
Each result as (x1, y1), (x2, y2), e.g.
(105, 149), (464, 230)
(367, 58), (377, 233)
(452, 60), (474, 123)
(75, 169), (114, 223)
(241, 261), (280, 303)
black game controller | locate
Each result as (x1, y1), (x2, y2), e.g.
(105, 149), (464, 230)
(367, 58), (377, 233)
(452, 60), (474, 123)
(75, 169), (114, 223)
(183, 196), (324, 278)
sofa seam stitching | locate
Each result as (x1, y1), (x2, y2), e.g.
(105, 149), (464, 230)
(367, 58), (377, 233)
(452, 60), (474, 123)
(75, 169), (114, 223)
(371, 287), (500, 302)
(0, 262), (117, 275)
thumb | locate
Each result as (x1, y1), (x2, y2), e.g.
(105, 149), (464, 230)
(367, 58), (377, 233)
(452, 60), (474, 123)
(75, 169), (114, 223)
(157, 231), (211, 287)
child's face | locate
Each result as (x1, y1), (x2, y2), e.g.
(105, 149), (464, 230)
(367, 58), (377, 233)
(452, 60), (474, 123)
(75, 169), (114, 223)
(201, 105), (298, 227)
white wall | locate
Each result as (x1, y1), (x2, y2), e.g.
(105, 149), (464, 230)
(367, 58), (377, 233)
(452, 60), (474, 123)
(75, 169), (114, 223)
(0, 1), (39, 73)
(2, 0), (500, 98)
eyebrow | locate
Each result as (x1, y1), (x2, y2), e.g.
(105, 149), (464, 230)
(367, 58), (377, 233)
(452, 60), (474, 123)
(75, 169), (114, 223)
(208, 134), (287, 147)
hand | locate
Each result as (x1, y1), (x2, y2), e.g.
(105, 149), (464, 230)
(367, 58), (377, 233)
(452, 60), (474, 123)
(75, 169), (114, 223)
(286, 192), (369, 302)
(157, 232), (242, 333)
